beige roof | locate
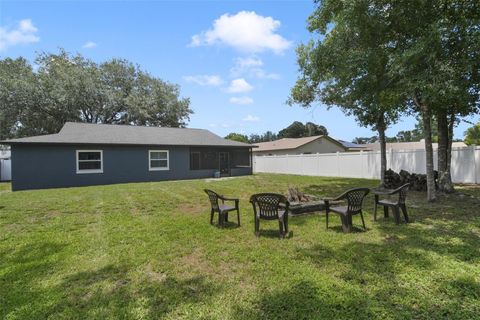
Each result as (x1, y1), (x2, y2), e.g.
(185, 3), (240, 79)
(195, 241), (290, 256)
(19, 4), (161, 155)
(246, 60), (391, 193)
(364, 141), (467, 151)
(253, 135), (346, 152)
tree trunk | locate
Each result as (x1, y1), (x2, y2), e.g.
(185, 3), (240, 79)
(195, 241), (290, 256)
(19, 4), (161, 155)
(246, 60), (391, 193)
(421, 104), (437, 202)
(414, 92), (436, 202)
(436, 109), (454, 193)
(447, 113), (455, 172)
(377, 114), (387, 187)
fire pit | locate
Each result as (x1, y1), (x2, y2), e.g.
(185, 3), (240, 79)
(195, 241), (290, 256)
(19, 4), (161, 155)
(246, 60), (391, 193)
(286, 187), (326, 215)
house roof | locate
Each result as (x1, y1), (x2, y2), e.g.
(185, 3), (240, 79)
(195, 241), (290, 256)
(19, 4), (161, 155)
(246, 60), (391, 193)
(337, 140), (367, 150)
(0, 122), (252, 148)
(364, 140), (467, 150)
(253, 135), (346, 152)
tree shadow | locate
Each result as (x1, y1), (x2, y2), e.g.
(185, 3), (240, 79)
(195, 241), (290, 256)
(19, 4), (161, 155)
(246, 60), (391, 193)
(1, 242), (218, 318)
(233, 280), (374, 319)
(0, 241), (67, 319)
(51, 265), (217, 318)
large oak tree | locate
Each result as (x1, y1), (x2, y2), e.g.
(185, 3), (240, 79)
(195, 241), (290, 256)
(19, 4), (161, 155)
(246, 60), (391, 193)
(0, 50), (192, 140)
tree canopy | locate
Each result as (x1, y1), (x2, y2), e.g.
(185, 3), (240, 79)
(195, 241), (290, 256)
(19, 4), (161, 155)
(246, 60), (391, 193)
(0, 50), (192, 140)
(464, 122), (480, 145)
(289, 0), (480, 200)
(278, 121), (328, 138)
(224, 133), (249, 143)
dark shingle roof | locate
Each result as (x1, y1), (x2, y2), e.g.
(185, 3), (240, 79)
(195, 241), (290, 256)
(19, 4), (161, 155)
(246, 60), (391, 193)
(337, 140), (366, 149)
(1, 122), (252, 148)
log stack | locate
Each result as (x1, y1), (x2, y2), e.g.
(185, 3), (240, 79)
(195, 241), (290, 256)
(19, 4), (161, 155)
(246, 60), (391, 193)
(287, 187), (316, 203)
(384, 169), (438, 191)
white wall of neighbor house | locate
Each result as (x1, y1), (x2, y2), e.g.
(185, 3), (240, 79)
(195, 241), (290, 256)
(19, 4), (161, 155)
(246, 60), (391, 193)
(0, 159), (11, 181)
(253, 138), (345, 156)
(253, 146), (480, 184)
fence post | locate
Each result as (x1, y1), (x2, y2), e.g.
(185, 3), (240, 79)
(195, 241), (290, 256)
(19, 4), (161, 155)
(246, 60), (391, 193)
(360, 150), (364, 178)
(473, 145), (477, 184)
(476, 146), (480, 184)
(389, 148), (394, 171)
(336, 152), (340, 177)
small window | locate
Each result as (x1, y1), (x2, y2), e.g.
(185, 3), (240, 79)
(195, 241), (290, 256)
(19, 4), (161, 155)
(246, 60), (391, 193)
(76, 150), (103, 174)
(149, 150), (169, 171)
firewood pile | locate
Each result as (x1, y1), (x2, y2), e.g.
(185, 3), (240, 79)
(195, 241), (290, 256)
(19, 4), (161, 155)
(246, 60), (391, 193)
(384, 169), (438, 191)
(286, 187), (317, 203)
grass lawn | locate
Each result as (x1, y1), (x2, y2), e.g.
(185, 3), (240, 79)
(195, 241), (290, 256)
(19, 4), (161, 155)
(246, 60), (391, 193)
(1, 173), (479, 319)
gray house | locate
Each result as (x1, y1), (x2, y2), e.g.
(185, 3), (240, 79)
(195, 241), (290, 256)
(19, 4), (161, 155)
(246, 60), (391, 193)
(1, 122), (253, 191)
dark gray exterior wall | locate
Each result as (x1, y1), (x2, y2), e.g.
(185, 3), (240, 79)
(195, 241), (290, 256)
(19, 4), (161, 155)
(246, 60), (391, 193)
(11, 144), (252, 191)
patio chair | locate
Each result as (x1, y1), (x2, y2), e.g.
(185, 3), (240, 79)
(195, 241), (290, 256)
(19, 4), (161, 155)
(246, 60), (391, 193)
(374, 183), (410, 224)
(250, 193), (290, 238)
(204, 189), (240, 228)
(324, 188), (370, 233)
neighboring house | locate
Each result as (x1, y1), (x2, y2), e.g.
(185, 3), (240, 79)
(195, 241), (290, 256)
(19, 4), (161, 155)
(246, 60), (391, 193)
(364, 140), (467, 151)
(0, 149), (11, 182)
(1, 122), (253, 191)
(337, 140), (369, 152)
(0, 149), (10, 160)
(253, 135), (348, 156)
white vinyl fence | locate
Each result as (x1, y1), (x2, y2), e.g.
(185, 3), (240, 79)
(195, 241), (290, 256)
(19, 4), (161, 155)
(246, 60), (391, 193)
(0, 159), (11, 181)
(253, 146), (480, 184)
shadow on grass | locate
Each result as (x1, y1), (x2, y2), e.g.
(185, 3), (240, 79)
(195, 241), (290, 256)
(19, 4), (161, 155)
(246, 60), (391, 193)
(233, 280), (374, 320)
(294, 208), (480, 318)
(0, 242), (218, 318)
(53, 265), (217, 318)
(0, 241), (67, 319)
(254, 229), (292, 239)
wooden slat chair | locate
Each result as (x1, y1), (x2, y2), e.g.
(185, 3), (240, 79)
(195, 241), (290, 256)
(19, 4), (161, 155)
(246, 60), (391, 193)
(250, 193), (290, 238)
(204, 189), (240, 228)
(374, 183), (410, 224)
(324, 188), (370, 233)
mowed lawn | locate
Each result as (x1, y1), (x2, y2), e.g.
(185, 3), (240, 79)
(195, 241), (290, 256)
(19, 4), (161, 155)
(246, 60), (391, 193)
(0, 174), (479, 319)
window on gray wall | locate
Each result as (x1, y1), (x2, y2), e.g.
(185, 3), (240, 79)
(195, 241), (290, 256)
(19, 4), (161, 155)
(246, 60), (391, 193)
(149, 150), (169, 171)
(76, 150), (103, 174)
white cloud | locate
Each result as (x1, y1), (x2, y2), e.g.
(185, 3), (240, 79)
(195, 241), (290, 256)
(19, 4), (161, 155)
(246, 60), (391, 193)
(82, 41), (97, 49)
(0, 19), (39, 52)
(230, 56), (280, 80)
(190, 11), (291, 54)
(243, 114), (260, 122)
(227, 78), (253, 93)
(229, 96), (254, 105)
(235, 57), (263, 69)
(183, 75), (223, 86)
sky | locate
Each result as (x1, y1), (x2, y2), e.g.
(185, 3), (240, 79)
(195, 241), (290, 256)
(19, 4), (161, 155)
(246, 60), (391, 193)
(1, 0), (478, 141)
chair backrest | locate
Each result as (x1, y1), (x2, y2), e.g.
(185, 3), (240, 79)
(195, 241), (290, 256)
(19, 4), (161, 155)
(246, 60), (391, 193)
(204, 189), (220, 211)
(345, 188), (370, 214)
(250, 193), (289, 220)
(397, 183), (410, 204)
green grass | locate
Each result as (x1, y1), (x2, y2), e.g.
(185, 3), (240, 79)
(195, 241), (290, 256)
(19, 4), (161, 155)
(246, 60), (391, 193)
(0, 174), (479, 319)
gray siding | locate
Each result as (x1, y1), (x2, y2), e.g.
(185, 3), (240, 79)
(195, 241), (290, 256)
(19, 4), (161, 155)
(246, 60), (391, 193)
(11, 144), (252, 191)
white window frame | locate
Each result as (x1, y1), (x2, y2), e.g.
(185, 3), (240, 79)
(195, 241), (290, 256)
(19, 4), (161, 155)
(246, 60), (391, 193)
(149, 150), (169, 171)
(76, 150), (103, 174)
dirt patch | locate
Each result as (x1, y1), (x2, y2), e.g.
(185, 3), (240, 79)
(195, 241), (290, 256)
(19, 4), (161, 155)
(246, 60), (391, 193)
(181, 249), (212, 274)
(175, 203), (203, 215)
(143, 264), (167, 283)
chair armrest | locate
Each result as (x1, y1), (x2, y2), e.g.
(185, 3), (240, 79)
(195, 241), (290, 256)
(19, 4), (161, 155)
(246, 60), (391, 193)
(390, 183), (410, 195)
(221, 196), (239, 201)
(325, 190), (348, 202)
(220, 196), (239, 208)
